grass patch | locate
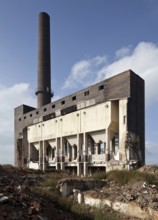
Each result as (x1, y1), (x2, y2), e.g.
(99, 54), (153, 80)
(94, 209), (118, 220)
(106, 170), (158, 186)
(89, 169), (158, 187)
(90, 171), (107, 180)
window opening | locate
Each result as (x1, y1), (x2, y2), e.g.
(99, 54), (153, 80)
(99, 85), (104, 90)
(72, 96), (76, 101)
(61, 100), (65, 105)
(84, 91), (89, 96)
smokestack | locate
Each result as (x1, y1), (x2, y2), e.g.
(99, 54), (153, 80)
(36, 12), (53, 108)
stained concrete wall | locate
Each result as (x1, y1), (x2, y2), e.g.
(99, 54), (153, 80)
(27, 101), (111, 142)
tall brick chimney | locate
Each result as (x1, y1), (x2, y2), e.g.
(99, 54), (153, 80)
(36, 12), (53, 108)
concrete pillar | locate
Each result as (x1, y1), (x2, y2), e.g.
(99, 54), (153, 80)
(83, 133), (88, 162)
(105, 128), (110, 161)
(83, 133), (88, 176)
(60, 137), (65, 170)
(77, 134), (83, 176)
(77, 163), (81, 176)
(55, 138), (60, 170)
(77, 134), (82, 162)
(84, 162), (88, 177)
(39, 141), (42, 169)
(43, 141), (46, 171)
(28, 143), (31, 161)
(28, 143), (31, 168)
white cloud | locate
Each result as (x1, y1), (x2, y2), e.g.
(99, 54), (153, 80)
(115, 45), (132, 58)
(0, 83), (36, 164)
(63, 56), (107, 90)
(64, 42), (158, 106)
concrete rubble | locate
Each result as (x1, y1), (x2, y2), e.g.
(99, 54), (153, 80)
(0, 166), (74, 220)
(57, 176), (158, 219)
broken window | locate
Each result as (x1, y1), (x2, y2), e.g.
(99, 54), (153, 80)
(52, 104), (55, 108)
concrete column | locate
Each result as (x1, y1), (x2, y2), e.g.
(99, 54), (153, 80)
(110, 140), (112, 159)
(77, 163), (81, 177)
(28, 143), (31, 168)
(28, 143), (31, 161)
(42, 141), (46, 171)
(77, 134), (82, 162)
(55, 138), (59, 170)
(60, 137), (65, 170)
(39, 141), (41, 169)
(83, 133), (88, 162)
(83, 133), (88, 176)
(83, 162), (88, 177)
(105, 128), (110, 161)
(77, 134), (83, 176)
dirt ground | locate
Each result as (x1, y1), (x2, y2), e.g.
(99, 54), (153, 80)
(0, 165), (75, 220)
(1, 165), (154, 220)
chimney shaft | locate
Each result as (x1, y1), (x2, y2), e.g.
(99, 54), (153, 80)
(36, 12), (53, 108)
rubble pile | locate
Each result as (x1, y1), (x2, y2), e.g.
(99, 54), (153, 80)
(56, 170), (158, 219)
(139, 165), (158, 174)
(0, 166), (74, 220)
(100, 180), (158, 210)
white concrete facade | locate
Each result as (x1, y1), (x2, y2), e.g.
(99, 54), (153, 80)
(27, 99), (129, 176)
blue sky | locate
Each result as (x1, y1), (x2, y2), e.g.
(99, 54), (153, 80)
(0, 0), (158, 165)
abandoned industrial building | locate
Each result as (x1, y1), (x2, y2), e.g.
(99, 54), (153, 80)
(14, 12), (145, 176)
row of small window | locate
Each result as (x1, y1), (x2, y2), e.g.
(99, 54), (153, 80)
(18, 85), (104, 121)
